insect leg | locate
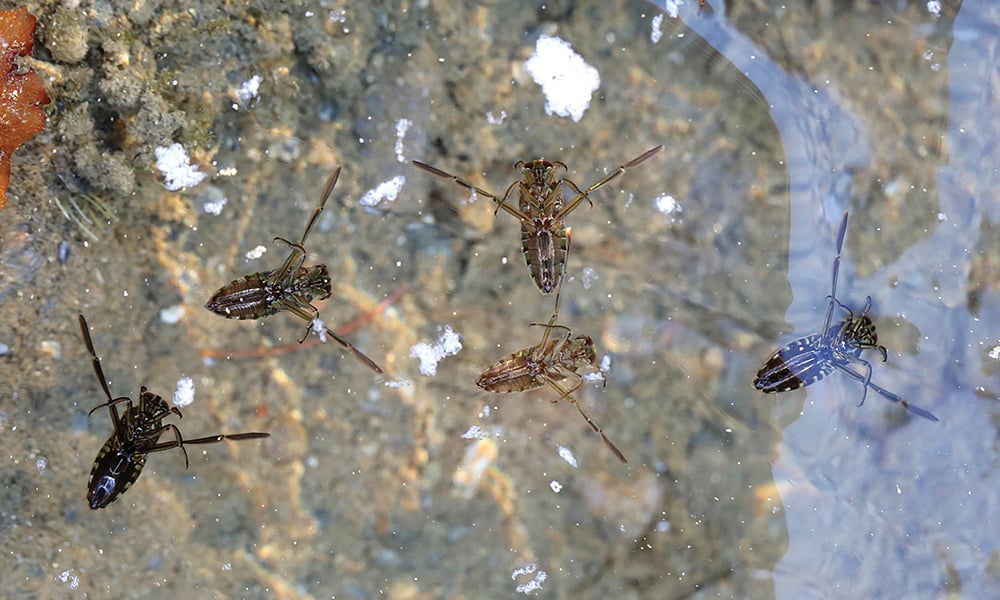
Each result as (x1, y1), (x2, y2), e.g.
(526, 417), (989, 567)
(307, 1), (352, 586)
(152, 430), (271, 468)
(86, 395), (132, 417)
(556, 145), (663, 219)
(493, 180), (534, 223)
(821, 211), (850, 332)
(280, 298), (384, 374)
(270, 237), (308, 285)
(545, 377), (627, 463)
(832, 361), (939, 421)
(144, 423), (189, 467)
(528, 242), (571, 359)
(299, 166), (340, 246)
(78, 315), (114, 403)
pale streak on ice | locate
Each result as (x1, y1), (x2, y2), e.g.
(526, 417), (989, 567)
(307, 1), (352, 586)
(394, 118), (412, 162)
(558, 444), (579, 467)
(383, 378), (413, 388)
(650, 14), (664, 43)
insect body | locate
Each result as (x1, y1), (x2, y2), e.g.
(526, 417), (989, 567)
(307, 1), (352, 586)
(755, 296), (883, 394)
(413, 145), (662, 295)
(753, 212), (938, 421)
(205, 167), (383, 374)
(476, 291), (627, 463)
(79, 314), (270, 509)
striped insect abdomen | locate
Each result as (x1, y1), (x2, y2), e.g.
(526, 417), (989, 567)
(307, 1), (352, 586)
(205, 272), (279, 320)
(477, 350), (546, 394)
(521, 217), (568, 295)
(754, 333), (836, 393)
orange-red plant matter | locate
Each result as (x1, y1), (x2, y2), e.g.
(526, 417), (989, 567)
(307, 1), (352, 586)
(0, 8), (51, 210)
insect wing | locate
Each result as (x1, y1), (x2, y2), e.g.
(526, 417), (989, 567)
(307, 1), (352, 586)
(754, 334), (834, 393)
(205, 273), (278, 320)
(477, 349), (544, 394)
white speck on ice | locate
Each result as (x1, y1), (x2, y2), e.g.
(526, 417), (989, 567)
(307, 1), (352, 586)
(524, 35), (600, 122)
(155, 143), (207, 191)
(486, 110), (507, 125)
(512, 563), (547, 594)
(926, 1), (941, 17)
(558, 445), (578, 467)
(549, 480), (562, 493)
(410, 325), (463, 376)
(236, 74), (262, 104)
(655, 519), (672, 532)
(160, 304), (185, 324)
(312, 318), (328, 343)
(651, 14), (664, 43)
(654, 193), (682, 221)
(395, 118), (412, 162)
(360, 175), (406, 207)
(245, 245), (267, 261)
(461, 425), (488, 440)
(221, 563), (232, 572)
(937, 212), (948, 222)
(36, 456), (47, 473)
(583, 354), (610, 382)
(581, 266), (598, 289)
(203, 195), (227, 215)
(479, 403), (491, 418)
(57, 569), (80, 590)
(989, 343), (1000, 361)
(511, 563), (538, 580)
(663, 0), (681, 18)
(383, 378), (413, 388)
(173, 376), (195, 408)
